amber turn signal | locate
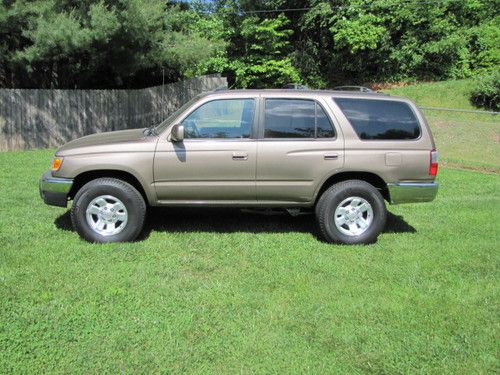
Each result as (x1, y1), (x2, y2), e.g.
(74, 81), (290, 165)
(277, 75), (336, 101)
(51, 157), (63, 171)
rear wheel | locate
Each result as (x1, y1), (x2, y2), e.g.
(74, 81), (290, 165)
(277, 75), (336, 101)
(71, 178), (146, 243)
(316, 180), (387, 244)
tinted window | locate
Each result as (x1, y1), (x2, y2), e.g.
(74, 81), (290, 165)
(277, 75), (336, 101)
(316, 106), (335, 138)
(264, 99), (335, 138)
(334, 98), (420, 140)
(182, 99), (254, 139)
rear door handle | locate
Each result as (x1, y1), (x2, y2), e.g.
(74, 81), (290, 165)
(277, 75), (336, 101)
(232, 152), (248, 161)
(324, 153), (339, 160)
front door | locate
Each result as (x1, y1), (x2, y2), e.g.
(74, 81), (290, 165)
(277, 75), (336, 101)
(256, 97), (344, 203)
(153, 98), (257, 203)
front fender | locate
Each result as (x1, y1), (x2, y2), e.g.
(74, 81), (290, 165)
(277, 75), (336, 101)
(54, 152), (156, 205)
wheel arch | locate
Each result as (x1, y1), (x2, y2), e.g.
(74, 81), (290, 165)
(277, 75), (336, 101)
(314, 171), (389, 204)
(68, 169), (153, 205)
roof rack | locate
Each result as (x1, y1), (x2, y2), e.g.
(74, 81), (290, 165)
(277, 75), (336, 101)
(282, 83), (309, 90)
(333, 85), (374, 93)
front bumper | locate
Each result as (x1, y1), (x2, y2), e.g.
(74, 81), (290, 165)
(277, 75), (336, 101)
(39, 171), (73, 207)
(387, 182), (438, 204)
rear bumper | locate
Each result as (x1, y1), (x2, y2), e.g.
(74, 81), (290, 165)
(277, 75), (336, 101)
(39, 171), (73, 207)
(387, 182), (438, 204)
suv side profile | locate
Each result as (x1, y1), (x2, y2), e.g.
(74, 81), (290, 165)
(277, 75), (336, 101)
(40, 89), (438, 245)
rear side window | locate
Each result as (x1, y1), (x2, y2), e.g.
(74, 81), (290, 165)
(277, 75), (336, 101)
(264, 99), (335, 139)
(334, 98), (421, 140)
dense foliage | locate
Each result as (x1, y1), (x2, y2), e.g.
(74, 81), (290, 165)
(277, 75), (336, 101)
(469, 72), (500, 110)
(0, 0), (498, 89)
(0, 0), (225, 88)
(207, 0), (499, 88)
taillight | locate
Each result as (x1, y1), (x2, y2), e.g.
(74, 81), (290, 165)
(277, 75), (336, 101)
(429, 149), (438, 176)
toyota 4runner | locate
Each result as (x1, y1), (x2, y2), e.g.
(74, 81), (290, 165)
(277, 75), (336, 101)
(40, 89), (438, 245)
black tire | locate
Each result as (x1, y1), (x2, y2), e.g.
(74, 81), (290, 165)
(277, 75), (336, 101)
(315, 180), (387, 245)
(71, 178), (146, 243)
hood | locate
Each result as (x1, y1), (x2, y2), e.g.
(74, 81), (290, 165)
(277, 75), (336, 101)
(56, 128), (149, 154)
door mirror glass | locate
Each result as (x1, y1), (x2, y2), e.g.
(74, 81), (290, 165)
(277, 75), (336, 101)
(170, 124), (184, 142)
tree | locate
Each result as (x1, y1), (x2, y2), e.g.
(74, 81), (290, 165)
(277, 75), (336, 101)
(1, 0), (498, 89)
(297, 0), (499, 85)
(226, 14), (300, 88)
(206, 0), (498, 87)
(0, 0), (225, 88)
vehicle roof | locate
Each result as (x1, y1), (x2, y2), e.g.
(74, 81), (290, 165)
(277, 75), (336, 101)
(205, 88), (399, 100)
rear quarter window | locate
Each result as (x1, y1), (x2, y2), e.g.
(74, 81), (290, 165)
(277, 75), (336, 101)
(333, 98), (421, 140)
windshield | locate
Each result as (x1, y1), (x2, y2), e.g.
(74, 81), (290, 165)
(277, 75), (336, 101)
(154, 94), (204, 133)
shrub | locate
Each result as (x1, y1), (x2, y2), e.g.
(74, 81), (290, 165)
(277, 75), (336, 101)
(470, 73), (500, 111)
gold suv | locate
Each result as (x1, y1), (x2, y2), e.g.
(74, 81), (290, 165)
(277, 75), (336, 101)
(40, 89), (438, 244)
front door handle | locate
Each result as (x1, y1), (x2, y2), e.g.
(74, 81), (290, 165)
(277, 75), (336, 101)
(232, 152), (248, 161)
(324, 153), (339, 160)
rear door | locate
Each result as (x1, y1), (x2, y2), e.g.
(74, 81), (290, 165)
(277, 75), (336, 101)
(256, 96), (344, 203)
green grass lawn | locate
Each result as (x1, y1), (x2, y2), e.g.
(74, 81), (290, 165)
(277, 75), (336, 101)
(386, 79), (500, 172)
(0, 148), (499, 374)
(1, 79), (499, 373)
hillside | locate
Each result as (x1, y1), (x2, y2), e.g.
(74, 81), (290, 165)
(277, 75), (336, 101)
(386, 80), (499, 172)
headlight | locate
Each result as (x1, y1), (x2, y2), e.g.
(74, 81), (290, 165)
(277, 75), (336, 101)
(51, 157), (63, 171)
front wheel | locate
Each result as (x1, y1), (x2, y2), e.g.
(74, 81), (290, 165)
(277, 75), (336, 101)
(71, 178), (146, 243)
(315, 180), (387, 245)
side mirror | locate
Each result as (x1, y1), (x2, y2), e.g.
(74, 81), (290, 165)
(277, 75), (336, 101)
(170, 124), (184, 142)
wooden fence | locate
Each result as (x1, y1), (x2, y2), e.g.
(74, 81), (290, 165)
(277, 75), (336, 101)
(0, 74), (227, 151)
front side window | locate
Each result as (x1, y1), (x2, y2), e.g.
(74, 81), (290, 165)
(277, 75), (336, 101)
(155, 95), (202, 134)
(334, 98), (421, 140)
(182, 99), (255, 139)
(264, 99), (335, 139)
